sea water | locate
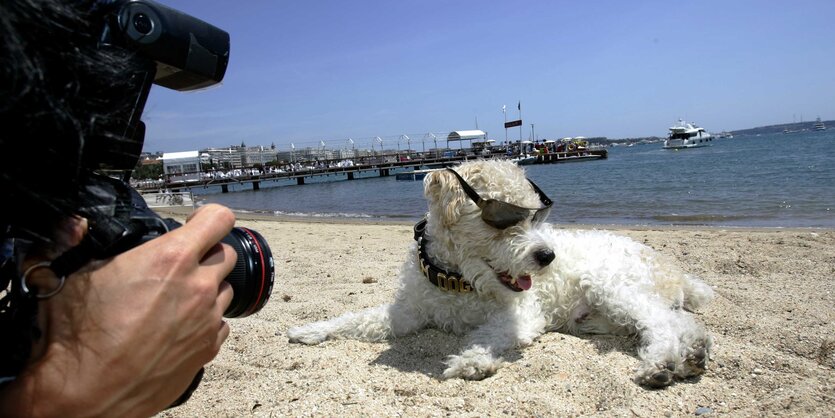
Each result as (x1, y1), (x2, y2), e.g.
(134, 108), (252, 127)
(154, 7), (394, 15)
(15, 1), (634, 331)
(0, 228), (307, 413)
(196, 130), (835, 228)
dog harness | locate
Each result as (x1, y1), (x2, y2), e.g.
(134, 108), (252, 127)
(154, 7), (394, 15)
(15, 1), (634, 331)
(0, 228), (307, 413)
(413, 219), (472, 293)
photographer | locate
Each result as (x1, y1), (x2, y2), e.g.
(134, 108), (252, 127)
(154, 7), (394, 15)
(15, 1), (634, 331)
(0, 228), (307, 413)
(1, 0), (239, 415)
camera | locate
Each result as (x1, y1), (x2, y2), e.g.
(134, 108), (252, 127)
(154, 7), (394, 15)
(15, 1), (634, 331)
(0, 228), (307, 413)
(70, 0), (274, 318)
(75, 176), (274, 318)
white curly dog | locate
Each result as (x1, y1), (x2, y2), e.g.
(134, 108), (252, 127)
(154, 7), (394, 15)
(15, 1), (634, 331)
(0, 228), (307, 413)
(287, 159), (713, 387)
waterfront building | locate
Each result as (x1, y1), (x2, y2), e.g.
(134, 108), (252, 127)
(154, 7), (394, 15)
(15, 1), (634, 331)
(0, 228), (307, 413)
(162, 150), (201, 182)
(241, 145), (278, 166)
(203, 147), (244, 169)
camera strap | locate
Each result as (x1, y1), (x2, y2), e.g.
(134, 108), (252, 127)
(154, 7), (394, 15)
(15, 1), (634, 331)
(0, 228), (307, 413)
(47, 236), (99, 280)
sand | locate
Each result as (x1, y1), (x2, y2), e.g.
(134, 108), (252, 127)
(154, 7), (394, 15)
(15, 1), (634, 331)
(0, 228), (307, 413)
(154, 209), (834, 417)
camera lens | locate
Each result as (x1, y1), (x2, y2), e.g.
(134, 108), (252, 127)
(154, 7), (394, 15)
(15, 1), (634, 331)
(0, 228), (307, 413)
(133, 13), (153, 35)
(220, 227), (275, 318)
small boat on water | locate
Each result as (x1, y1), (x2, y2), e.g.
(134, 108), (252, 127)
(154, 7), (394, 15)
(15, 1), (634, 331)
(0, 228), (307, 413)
(528, 137), (607, 163)
(510, 154), (537, 166)
(813, 117), (826, 131)
(715, 131), (734, 139)
(664, 120), (713, 149)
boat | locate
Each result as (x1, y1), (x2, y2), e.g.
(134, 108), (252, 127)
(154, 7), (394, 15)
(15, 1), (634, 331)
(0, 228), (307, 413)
(525, 137), (608, 164)
(716, 131), (734, 139)
(813, 117), (826, 131)
(510, 155), (537, 166)
(663, 120), (713, 149)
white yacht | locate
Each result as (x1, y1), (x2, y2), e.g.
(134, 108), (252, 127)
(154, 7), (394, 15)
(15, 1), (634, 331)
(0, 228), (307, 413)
(664, 120), (713, 149)
(813, 117), (826, 131)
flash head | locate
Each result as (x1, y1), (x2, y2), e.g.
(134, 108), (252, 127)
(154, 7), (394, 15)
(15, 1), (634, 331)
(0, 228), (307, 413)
(103, 0), (230, 91)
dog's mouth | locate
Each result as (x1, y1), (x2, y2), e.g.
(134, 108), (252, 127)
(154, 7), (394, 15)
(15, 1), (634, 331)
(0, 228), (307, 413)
(497, 271), (532, 292)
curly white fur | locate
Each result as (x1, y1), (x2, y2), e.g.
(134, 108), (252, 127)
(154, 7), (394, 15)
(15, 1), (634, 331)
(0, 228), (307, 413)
(287, 160), (713, 387)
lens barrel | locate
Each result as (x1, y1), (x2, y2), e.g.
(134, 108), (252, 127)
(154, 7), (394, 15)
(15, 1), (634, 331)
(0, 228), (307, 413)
(219, 227), (274, 318)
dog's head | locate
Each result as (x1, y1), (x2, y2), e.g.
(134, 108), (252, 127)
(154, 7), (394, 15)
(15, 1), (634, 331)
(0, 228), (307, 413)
(422, 160), (555, 296)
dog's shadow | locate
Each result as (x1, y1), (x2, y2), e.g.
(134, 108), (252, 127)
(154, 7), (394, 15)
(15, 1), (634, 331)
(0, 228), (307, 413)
(369, 329), (523, 378)
(581, 333), (639, 356)
(370, 331), (705, 386)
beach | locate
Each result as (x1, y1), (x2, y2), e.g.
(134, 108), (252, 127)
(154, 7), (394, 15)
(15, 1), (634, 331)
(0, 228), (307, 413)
(155, 209), (834, 417)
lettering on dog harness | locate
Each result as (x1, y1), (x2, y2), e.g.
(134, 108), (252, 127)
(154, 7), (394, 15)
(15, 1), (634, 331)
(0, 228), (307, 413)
(414, 219), (472, 294)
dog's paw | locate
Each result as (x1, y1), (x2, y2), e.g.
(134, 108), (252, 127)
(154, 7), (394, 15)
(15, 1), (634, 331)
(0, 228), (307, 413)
(286, 324), (328, 345)
(676, 334), (712, 378)
(635, 361), (676, 389)
(442, 347), (503, 380)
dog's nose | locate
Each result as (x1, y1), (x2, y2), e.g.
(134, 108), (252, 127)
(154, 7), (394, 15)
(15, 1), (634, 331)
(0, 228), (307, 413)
(534, 248), (555, 267)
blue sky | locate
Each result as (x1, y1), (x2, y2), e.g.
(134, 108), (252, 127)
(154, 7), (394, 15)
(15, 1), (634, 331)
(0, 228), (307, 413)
(142, 0), (835, 152)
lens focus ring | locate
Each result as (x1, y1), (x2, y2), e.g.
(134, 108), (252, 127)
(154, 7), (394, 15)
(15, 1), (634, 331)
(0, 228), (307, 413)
(220, 227), (275, 318)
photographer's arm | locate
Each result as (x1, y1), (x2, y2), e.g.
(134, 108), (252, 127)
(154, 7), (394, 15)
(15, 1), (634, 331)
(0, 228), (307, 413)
(0, 204), (237, 417)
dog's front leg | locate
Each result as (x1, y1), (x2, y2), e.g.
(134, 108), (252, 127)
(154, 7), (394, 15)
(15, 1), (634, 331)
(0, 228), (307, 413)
(442, 308), (543, 380)
(287, 301), (427, 345)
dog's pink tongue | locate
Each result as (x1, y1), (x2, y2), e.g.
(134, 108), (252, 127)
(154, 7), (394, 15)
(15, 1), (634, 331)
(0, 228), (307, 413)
(516, 275), (532, 290)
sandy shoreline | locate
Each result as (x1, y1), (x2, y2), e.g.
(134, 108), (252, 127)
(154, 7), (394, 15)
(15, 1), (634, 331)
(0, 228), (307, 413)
(155, 208), (834, 417)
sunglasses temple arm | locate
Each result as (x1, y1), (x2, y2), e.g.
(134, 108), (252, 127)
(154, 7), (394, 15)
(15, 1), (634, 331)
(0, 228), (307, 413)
(447, 168), (486, 207)
(528, 180), (553, 207)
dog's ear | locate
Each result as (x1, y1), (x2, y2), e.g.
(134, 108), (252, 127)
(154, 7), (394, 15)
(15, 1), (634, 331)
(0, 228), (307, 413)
(424, 169), (466, 226)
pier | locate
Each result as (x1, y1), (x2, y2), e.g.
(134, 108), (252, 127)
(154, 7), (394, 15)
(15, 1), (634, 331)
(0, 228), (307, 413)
(134, 146), (607, 193)
(135, 152), (491, 193)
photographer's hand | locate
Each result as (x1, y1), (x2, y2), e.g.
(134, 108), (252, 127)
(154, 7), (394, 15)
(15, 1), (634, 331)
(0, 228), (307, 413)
(0, 204), (237, 417)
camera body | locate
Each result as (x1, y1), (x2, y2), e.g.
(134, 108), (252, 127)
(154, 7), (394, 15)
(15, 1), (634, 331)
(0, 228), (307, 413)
(73, 174), (275, 318)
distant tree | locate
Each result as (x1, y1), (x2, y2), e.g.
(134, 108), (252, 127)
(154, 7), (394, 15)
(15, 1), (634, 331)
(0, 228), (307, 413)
(132, 160), (163, 180)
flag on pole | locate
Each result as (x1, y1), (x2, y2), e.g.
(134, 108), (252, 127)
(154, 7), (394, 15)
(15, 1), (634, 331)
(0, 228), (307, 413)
(502, 105), (506, 113)
(518, 101), (521, 111)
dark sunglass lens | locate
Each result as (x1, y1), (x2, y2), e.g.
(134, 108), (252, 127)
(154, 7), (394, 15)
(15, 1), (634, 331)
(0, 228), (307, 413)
(482, 202), (530, 229)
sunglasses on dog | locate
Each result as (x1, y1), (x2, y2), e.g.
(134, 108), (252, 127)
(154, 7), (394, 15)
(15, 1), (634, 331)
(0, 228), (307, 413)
(446, 168), (553, 229)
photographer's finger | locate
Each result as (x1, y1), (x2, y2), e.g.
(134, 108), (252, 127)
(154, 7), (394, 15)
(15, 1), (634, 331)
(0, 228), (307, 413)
(200, 242), (237, 266)
(217, 281), (234, 312)
(178, 204), (236, 256)
(198, 243), (237, 288)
